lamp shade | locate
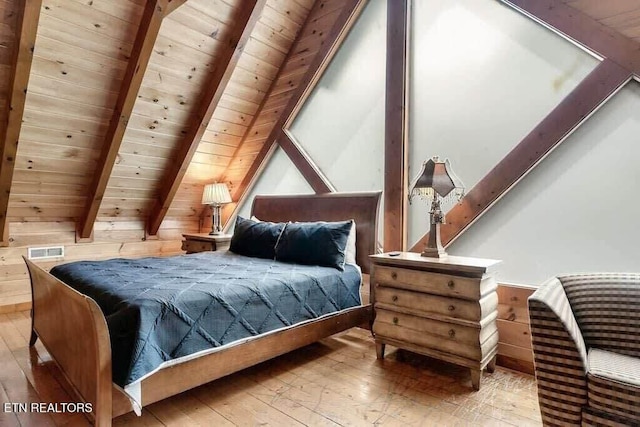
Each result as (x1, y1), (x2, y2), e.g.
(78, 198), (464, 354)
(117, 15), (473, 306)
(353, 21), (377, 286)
(202, 183), (232, 205)
(409, 157), (464, 202)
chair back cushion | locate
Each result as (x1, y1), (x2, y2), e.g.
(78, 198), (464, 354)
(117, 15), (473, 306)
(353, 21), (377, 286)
(559, 273), (640, 358)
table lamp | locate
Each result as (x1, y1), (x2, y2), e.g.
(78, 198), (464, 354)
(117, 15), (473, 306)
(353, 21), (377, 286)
(409, 156), (465, 258)
(202, 183), (232, 235)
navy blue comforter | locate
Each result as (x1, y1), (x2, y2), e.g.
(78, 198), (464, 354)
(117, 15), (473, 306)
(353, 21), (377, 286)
(50, 252), (362, 387)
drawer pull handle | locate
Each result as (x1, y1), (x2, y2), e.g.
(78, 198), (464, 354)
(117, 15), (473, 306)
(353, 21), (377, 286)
(392, 295), (398, 302)
(448, 305), (455, 311)
(393, 317), (399, 325)
(447, 280), (455, 289)
(391, 272), (398, 280)
(448, 329), (456, 338)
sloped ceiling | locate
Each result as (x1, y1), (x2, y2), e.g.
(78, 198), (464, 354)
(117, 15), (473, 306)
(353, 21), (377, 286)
(0, 0), (335, 243)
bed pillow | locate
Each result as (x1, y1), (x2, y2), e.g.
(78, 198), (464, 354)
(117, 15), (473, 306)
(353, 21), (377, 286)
(345, 220), (357, 266)
(275, 220), (353, 270)
(230, 216), (285, 259)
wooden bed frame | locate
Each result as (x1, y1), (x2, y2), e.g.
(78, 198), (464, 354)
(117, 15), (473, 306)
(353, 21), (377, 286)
(24, 192), (381, 426)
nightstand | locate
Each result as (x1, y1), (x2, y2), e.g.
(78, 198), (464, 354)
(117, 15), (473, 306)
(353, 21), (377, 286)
(370, 252), (501, 390)
(181, 233), (232, 254)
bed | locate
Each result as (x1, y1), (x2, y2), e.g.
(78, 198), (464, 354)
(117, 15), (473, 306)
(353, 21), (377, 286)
(24, 192), (381, 426)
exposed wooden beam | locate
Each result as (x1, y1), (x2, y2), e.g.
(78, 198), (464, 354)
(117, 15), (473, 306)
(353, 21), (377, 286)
(279, 131), (333, 193)
(383, 0), (410, 252)
(410, 59), (632, 252)
(0, 0), (43, 246)
(147, 0), (268, 236)
(502, 0), (640, 74)
(164, 0), (187, 17)
(222, 1), (323, 205)
(77, 0), (168, 240)
(226, 0), (368, 215)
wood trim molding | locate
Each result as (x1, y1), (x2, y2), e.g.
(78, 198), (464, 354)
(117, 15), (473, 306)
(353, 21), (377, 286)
(0, 0), (43, 246)
(147, 0), (268, 236)
(411, 59), (632, 252)
(225, 0), (368, 222)
(383, 0), (410, 252)
(164, 0), (187, 17)
(502, 0), (640, 74)
(77, 0), (168, 240)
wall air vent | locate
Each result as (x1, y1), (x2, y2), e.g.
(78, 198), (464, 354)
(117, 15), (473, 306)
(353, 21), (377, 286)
(28, 246), (65, 260)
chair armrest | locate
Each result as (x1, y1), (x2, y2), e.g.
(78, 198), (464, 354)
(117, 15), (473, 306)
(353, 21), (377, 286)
(528, 277), (588, 426)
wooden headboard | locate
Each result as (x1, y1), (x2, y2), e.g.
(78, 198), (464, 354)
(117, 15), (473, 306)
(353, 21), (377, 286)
(251, 192), (382, 274)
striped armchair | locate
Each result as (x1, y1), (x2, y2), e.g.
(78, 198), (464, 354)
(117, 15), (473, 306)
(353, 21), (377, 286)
(528, 273), (640, 426)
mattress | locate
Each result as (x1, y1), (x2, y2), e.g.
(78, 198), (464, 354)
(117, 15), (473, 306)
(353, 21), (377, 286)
(50, 251), (362, 388)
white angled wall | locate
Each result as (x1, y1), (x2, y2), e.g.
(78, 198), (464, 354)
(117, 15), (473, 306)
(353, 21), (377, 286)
(408, 0), (599, 248)
(289, 0), (386, 242)
(449, 81), (640, 285)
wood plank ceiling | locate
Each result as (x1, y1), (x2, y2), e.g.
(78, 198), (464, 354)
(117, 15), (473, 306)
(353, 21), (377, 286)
(0, 0), (343, 244)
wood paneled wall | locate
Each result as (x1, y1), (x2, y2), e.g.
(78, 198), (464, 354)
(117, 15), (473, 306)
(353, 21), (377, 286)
(496, 284), (535, 374)
(0, 218), (197, 314)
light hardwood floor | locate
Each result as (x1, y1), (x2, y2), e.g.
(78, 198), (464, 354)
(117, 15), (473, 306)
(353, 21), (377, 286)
(0, 311), (542, 426)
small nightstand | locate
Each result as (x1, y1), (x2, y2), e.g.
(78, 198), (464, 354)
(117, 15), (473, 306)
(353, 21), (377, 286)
(181, 233), (232, 254)
(370, 252), (501, 390)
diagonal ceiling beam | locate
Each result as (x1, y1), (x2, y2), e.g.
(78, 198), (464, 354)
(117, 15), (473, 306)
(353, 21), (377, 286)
(147, 0), (268, 236)
(226, 0), (368, 216)
(78, 0), (168, 240)
(164, 0), (188, 17)
(410, 59), (632, 252)
(0, 0), (43, 246)
(501, 0), (640, 74)
(280, 131), (334, 193)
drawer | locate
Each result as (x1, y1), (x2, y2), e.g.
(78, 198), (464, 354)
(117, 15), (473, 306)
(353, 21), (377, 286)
(182, 240), (215, 253)
(373, 310), (498, 361)
(373, 266), (496, 300)
(375, 286), (498, 322)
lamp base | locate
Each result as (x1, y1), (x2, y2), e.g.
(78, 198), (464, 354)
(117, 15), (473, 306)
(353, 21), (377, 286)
(209, 204), (223, 236)
(421, 247), (447, 258)
(423, 207), (447, 258)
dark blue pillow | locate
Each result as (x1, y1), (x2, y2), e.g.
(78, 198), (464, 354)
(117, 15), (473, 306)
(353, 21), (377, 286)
(230, 216), (285, 259)
(275, 220), (353, 270)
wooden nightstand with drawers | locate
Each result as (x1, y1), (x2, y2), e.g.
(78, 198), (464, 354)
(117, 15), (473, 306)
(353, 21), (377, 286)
(370, 252), (501, 390)
(181, 233), (232, 254)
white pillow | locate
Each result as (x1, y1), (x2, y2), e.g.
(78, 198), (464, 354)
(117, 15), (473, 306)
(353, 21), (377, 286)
(345, 220), (356, 266)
